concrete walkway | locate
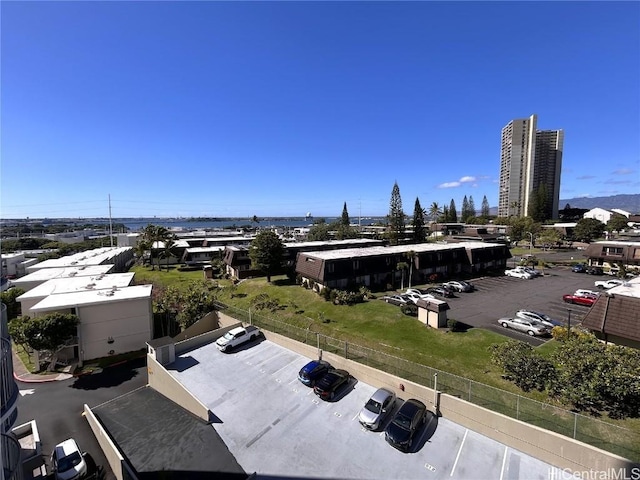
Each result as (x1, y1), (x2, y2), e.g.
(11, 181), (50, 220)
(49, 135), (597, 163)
(12, 350), (73, 383)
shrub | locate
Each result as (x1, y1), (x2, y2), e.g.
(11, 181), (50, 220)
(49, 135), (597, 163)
(322, 287), (332, 301)
(447, 318), (458, 331)
(401, 304), (418, 317)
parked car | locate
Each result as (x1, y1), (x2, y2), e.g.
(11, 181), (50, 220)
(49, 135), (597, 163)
(586, 266), (604, 275)
(443, 280), (474, 292)
(563, 293), (598, 307)
(313, 369), (351, 401)
(51, 438), (87, 480)
(498, 317), (549, 336)
(381, 294), (412, 306)
(298, 359), (332, 387)
(572, 264), (587, 273)
(404, 291), (435, 304)
(358, 388), (397, 431)
(505, 269), (532, 279)
(520, 267), (543, 277)
(574, 289), (600, 298)
(216, 326), (261, 352)
(515, 310), (563, 328)
(594, 279), (624, 290)
(425, 286), (454, 298)
(384, 398), (427, 452)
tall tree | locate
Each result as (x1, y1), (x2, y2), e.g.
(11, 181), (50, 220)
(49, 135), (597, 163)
(160, 229), (178, 271)
(449, 199), (458, 222)
(249, 230), (284, 282)
(429, 202), (442, 239)
(307, 219), (330, 241)
(468, 196), (476, 220)
(481, 195), (490, 218)
(387, 181), (405, 245)
(341, 202), (350, 226)
(405, 250), (417, 288)
(411, 197), (426, 243)
(461, 196), (470, 223)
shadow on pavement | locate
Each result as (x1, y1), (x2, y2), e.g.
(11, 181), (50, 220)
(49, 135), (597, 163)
(69, 358), (144, 390)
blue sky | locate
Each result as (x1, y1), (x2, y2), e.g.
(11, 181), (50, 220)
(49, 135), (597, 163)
(2, 1), (638, 219)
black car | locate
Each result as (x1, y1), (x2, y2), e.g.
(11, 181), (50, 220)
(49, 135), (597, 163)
(384, 398), (427, 452)
(313, 369), (351, 401)
(426, 286), (454, 298)
(298, 360), (332, 387)
(587, 266), (604, 275)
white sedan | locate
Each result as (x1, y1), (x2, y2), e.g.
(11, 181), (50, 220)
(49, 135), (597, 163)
(505, 269), (532, 279)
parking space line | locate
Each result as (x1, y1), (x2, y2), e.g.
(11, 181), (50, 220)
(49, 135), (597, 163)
(270, 358), (298, 377)
(450, 428), (468, 477)
(351, 412), (360, 421)
(500, 445), (508, 480)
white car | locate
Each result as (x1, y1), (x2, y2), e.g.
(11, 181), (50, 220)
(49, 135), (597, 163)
(51, 438), (87, 480)
(515, 310), (562, 328)
(594, 279), (624, 289)
(443, 280), (474, 292)
(505, 269), (532, 279)
(574, 289), (600, 298)
(404, 290), (435, 303)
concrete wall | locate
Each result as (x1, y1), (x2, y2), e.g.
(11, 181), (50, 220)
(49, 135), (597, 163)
(83, 404), (133, 480)
(80, 298), (152, 361)
(172, 311), (220, 342)
(261, 329), (638, 474)
(146, 353), (210, 422)
(174, 322), (241, 355)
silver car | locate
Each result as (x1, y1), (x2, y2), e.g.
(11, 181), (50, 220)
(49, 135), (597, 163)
(498, 317), (549, 336)
(358, 388), (396, 431)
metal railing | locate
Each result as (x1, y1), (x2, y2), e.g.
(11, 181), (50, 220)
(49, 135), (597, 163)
(216, 302), (640, 462)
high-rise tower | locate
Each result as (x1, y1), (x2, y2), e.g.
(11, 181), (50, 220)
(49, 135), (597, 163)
(498, 114), (563, 220)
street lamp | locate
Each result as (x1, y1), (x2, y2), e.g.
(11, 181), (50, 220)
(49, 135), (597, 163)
(526, 231), (534, 252)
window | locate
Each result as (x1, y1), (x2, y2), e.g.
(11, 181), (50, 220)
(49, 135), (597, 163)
(604, 247), (623, 257)
(353, 260), (360, 270)
(327, 264), (335, 273)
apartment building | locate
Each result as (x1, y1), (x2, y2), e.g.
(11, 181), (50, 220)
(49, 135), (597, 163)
(498, 114), (564, 220)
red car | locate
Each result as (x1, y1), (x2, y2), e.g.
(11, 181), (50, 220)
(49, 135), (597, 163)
(563, 293), (598, 306)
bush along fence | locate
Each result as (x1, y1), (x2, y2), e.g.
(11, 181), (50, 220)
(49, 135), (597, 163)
(214, 302), (640, 462)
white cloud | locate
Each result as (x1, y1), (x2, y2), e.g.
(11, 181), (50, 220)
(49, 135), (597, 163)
(612, 168), (634, 175)
(437, 182), (461, 188)
(459, 176), (476, 183)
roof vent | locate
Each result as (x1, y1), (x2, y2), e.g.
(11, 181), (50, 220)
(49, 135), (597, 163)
(69, 271), (77, 277)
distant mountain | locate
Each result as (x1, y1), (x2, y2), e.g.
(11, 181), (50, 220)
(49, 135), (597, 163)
(487, 194), (640, 216)
(559, 194), (640, 214)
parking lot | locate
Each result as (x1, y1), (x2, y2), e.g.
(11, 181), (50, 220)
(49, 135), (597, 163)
(169, 340), (562, 480)
(440, 265), (598, 345)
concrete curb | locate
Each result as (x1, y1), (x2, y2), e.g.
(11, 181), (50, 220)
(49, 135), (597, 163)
(14, 371), (73, 383)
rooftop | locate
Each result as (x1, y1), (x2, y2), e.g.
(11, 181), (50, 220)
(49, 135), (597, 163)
(299, 241), (504, 260)
(11, 265), (115, 285)
(17, 272), (135, 300)
(26, 247), (133, 271)
(29, 284), (152, 311)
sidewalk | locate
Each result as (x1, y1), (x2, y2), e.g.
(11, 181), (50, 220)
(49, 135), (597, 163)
(12, 349), (73, 383)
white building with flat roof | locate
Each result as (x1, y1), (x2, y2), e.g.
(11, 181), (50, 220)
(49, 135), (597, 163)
(29, 284), (153, 365)
(25, 247), (133, 273)
(11, 265), (115, 292)
(17, 272), (135, 313)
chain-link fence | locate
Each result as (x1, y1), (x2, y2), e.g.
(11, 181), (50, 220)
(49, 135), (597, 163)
(216, 302), (640, 461)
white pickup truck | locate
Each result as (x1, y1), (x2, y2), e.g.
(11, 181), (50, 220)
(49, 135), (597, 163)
(216, 326), (261, 352)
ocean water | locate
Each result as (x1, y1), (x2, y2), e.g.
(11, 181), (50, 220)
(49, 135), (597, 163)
(117, 217), (385, 231)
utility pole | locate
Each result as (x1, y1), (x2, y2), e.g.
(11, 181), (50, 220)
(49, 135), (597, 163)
(108, 194), (114, 247)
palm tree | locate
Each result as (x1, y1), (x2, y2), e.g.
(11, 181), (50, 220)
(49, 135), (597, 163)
(396, 262), (409, 290)
(429, 202), (442, 240)
(160, 229), (177, 271)
(405, 250), (416, 288)
(141, 224), (161, 270)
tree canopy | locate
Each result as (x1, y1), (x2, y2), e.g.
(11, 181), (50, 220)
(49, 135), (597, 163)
(249, 230), (285, 282)
(573, 218), (605, 243)
(481, 195), (490, 218)
(607, 214), (629, 234)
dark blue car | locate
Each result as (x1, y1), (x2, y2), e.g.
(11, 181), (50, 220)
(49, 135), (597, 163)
(572, 264), (587, 273)
(298, 360), (332, 387)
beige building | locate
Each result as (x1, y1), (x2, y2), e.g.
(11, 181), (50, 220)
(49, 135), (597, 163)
(28, 284), (153, 365)
(498, 114), (563, 220)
